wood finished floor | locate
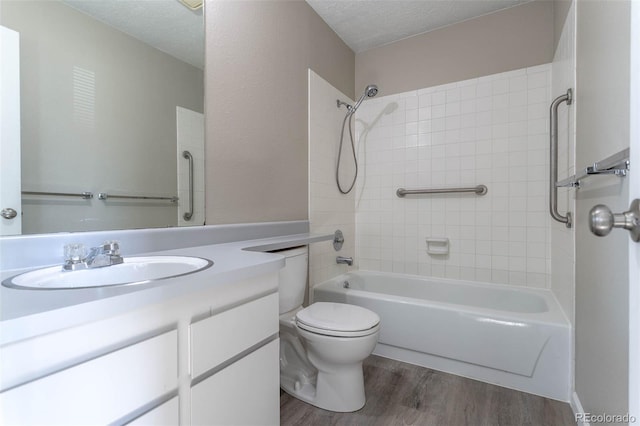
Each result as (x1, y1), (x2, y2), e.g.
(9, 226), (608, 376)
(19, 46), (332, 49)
(280, 355), (575, 426)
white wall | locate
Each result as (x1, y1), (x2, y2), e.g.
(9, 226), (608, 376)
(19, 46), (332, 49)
(574, 0), (630, 417)
(353, 65), (552, 287)
(308, 70), (355, 295)
(550, 0), (576, 324)
(0, 26), (22, 236)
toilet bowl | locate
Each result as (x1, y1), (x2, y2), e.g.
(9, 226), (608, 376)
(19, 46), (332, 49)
(277, 247), (380, 412)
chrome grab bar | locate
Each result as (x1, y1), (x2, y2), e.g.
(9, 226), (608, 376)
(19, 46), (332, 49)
(396, 185), (487, 197)
(22, 190), (93, 199)
(549, 88), (573, 228)
(182, 150), (193, 221)
(98, 193), (178, 202)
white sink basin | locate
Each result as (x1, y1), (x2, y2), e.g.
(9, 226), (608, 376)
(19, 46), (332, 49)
(3, 256), (213, 290)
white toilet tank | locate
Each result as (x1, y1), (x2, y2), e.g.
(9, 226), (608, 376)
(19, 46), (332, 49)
(276, 246), (308, 314)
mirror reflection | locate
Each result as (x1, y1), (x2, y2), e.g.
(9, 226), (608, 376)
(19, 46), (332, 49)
(0, 0), (205, 236)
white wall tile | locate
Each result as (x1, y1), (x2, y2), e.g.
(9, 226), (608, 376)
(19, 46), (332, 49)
(353, 64), (552, 288)
(308, 70), (356, 294)
(550, 1), (576, 323)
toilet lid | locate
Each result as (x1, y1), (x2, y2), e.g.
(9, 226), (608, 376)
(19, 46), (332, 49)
(295, 302), (380, 336)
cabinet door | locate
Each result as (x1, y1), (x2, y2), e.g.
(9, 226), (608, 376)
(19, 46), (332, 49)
(191, 339), (279, 426)
(0, 330), (178, 425)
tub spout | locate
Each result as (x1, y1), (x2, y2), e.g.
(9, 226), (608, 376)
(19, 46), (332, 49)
(336, 256), (353, 266)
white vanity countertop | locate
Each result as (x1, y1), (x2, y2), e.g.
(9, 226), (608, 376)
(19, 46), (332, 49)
(0, 232), (333, 345)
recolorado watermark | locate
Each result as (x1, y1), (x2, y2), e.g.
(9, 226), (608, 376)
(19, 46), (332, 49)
(575, 413), (637, 424)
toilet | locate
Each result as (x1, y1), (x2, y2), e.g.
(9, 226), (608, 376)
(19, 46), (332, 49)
(277, 246), (380, 412)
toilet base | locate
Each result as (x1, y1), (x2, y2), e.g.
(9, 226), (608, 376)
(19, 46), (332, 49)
(280, 366), (366, 413)
(278, 301), (380, 413)
(279, 319), (377, 412)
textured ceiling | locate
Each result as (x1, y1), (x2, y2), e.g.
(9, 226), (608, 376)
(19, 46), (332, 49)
(62, 0), (204, 69)
(305, 0), (532, 53)
(61, 0), (531, 67)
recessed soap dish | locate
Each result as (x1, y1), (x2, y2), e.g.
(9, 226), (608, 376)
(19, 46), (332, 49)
(426, 238), (449, 255)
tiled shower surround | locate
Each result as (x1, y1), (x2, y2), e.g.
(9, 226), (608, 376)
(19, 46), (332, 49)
(550, 1), (576, 321)
(354, 65), (552, 287)
(308, 70), (356, 291)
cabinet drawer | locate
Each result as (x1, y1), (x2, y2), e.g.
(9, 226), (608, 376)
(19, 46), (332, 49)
(127, 396), (179, 425)
(190, 293), (278, 378)
(191, 339), (279, 426)
(0, 330), (178, 425)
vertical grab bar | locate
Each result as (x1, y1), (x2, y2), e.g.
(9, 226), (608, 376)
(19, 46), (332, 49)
(550, 89), (573, 228)
(182, 150), (194, 221)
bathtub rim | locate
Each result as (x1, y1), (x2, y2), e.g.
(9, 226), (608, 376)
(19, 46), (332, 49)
(313, 269), (571, 328)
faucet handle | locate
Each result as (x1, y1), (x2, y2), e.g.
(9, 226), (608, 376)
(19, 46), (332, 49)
(101, 240), (120, 255)
(64, 243), (86, 263)
(63, 243), (88, 270)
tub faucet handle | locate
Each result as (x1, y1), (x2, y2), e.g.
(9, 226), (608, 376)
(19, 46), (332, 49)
(336, 256), (353, 266)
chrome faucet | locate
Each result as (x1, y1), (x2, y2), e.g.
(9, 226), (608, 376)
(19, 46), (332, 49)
(336, 256), (353, 266)
(85, 241), (124, 268)
(63, 241), (124, 271)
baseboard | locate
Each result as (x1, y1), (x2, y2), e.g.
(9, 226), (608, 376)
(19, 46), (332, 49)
(571, 392), (589, 426)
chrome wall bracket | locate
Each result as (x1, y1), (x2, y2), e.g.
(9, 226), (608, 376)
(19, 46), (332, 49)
(556, 148), (630, 189)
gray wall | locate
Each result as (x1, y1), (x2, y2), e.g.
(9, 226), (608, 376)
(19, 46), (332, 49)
(554, 0), (572, 52)
(1, 1), (204, 234)
(204, 0), (556, 225)
(355, 1), (554, 96)
(574, 0), (630, 417)
(204, 0), (355, 225)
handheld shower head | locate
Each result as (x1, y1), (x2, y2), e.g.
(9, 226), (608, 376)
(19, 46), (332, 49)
(351, 83), (379, 112)
(335, 83), (380, 195)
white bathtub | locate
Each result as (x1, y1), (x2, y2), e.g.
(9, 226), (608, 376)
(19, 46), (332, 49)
(313, 271), (571, 401)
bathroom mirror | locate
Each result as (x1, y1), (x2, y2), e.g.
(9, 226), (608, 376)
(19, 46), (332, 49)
(0, 0), (204, 235)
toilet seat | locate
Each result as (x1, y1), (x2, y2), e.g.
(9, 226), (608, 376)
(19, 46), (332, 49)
(296, 302), (380, 337)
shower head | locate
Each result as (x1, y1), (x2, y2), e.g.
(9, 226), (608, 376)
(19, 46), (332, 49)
(351, 83), (379, 112)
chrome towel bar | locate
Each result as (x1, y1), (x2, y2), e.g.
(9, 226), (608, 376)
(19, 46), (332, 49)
(555, 148), (630, 188)
(396, 185), (487, 197)
(549, 89), (573, 228)
(22, 190), (93, 199)
(98, 193), (178, 202)
(22, 190), (179, 202)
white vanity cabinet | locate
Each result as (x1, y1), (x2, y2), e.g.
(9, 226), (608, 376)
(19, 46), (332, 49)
(191, 340), (279, 425)
(0, 273), (280, 425)
(128, 396), (180, 425)
(189, 294), (280, 425)
(0, 330), (179, 425)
